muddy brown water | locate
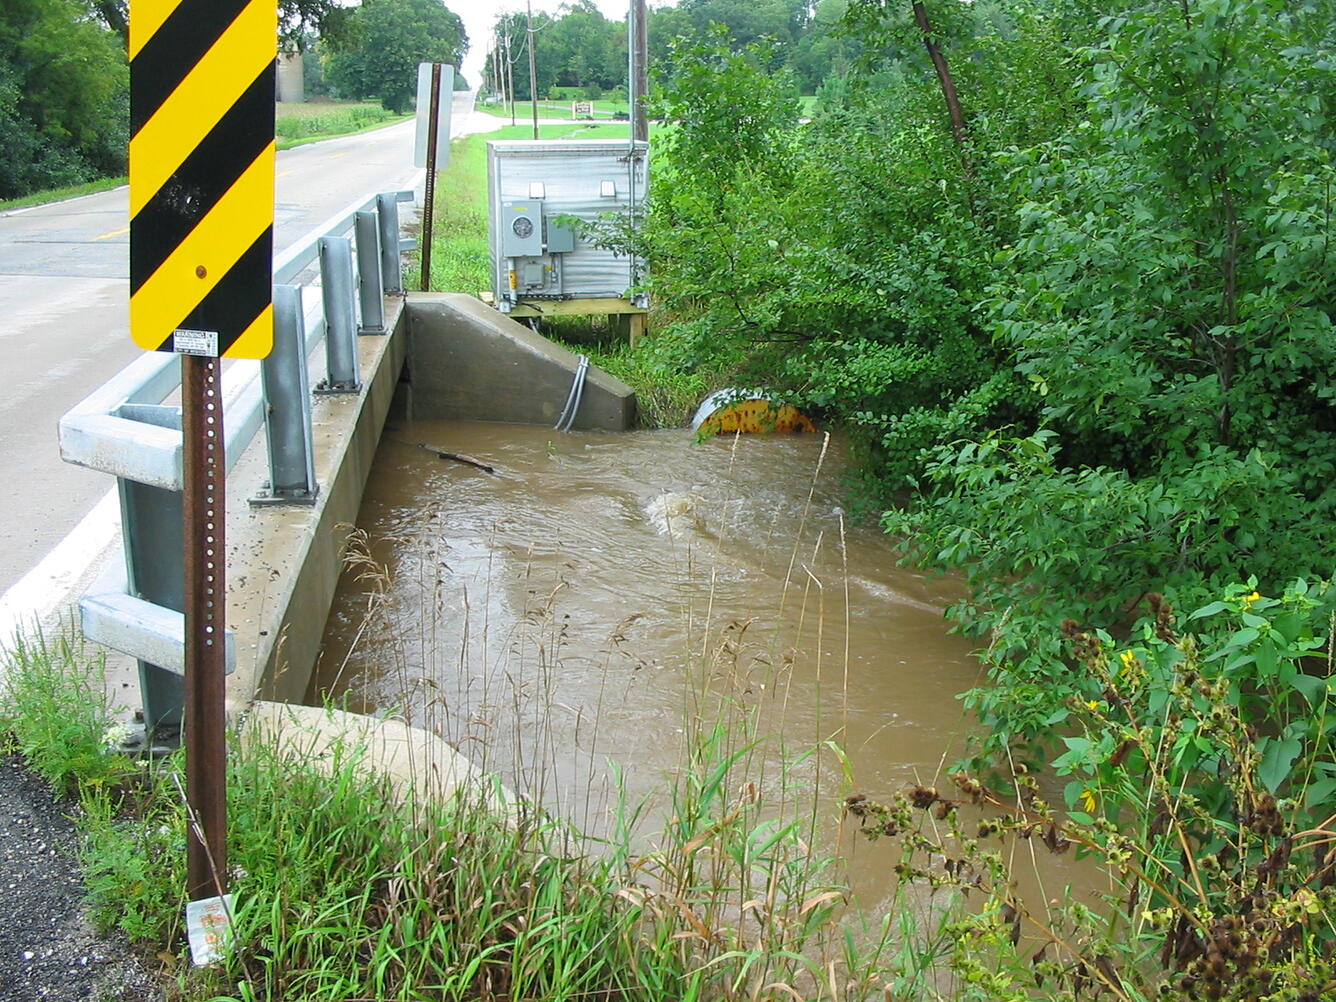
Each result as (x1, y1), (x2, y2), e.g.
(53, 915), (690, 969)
(310, 419), (1104, 925)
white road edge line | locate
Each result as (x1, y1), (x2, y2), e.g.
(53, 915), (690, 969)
(0, 184), (130, 218)
(0, 487), (120, 654)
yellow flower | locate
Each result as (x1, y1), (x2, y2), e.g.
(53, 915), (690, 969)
(1241, 590), (1261, 609)
(1079, 789), (1098, 813)
(1085, 699), (1101, 711)
(1118, 650), (1137, 673)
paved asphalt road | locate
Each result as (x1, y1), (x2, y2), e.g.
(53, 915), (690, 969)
(0, 92), (494, 623)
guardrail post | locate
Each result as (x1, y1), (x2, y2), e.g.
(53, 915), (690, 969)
(117, 402), (185, 738)
(254, 284), (318, 504)
(316, 236), (361, 393)
(376, 193), (404, 295)
(355, 209), (386, 333)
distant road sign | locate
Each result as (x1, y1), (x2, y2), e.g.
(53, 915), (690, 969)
(129, 0), (277, 359)
(413, 63), (455, 170)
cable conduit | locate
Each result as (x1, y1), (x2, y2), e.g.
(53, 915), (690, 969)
(554, 354), (590, 432)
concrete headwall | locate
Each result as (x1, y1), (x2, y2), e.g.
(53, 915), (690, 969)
(406, 293), (637, 430)
(224, 292), (636, 710)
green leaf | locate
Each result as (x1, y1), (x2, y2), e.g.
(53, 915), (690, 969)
(1305, 777), (1336, 810)
(1289, 673), (1327, 707)
(1271, 612), (1305, 644)
(1252, 641), (1279, 679)
(1258, 736), (1303, 794)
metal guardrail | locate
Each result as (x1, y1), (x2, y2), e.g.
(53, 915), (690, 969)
(58, 189), (415, 735)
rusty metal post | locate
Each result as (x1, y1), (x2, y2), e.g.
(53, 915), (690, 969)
(181, 354), (228, 902)
(420, 63), (442, 292)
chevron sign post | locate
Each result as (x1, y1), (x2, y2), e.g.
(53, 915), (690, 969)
(129, 0), (277, 922)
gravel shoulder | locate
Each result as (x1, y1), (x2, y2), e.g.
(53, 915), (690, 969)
(0, 753), (161, 1002)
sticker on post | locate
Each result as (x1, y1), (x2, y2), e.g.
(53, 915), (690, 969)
(173, 328), (220, 356)
(185, 894), (234, 966)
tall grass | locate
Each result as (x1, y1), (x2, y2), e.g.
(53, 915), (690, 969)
(0, 626), (122, 795)
(0, 626), (948, 1000)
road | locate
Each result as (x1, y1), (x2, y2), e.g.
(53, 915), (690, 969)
(0, 92), (496, 629)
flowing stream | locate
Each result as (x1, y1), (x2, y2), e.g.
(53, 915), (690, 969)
(310, 418), (1099, 923)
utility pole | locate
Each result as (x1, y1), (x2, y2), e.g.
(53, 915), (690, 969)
(526, 0), (539, 139)
(631, 0), (648, 142)
(506, 24), (516, 125)
(489, 31), (498, 102)
(495, 29), (508, 115)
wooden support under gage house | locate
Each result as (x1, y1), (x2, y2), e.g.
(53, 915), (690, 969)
(477, 292), (648, 347)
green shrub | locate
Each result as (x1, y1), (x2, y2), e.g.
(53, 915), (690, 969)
(846, 580), (1336, 1001)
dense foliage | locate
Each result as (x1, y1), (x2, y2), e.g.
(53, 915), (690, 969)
(846, 583), (1336, 1000)
(640, 0), (1336, 767)
(487, 3), (625, 101)
(0, 0), (128, 200)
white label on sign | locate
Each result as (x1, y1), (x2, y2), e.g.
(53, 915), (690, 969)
(173, 329), (220, 356)
(186, 893), (234, 966)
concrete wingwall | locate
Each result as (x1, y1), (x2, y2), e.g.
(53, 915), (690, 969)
(221, 292), (635, 801)
(405, 293), (637, 430)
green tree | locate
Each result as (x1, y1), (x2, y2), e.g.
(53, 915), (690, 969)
(790, 0), (855, 92)
(323, 0), (466, 113)
(881, 0), (1336, 764)
(544, 1), (623, 91)
(0, 0), (128, 198)
(672, 0), (811, 50)
(90, 0), (353, 52)
(993, 0), (1336, 464)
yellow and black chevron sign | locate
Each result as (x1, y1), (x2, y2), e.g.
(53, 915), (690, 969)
(130, 0), (276, 359)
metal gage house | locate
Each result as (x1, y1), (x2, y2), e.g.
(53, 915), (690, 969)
(486, 138), (649, 342)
